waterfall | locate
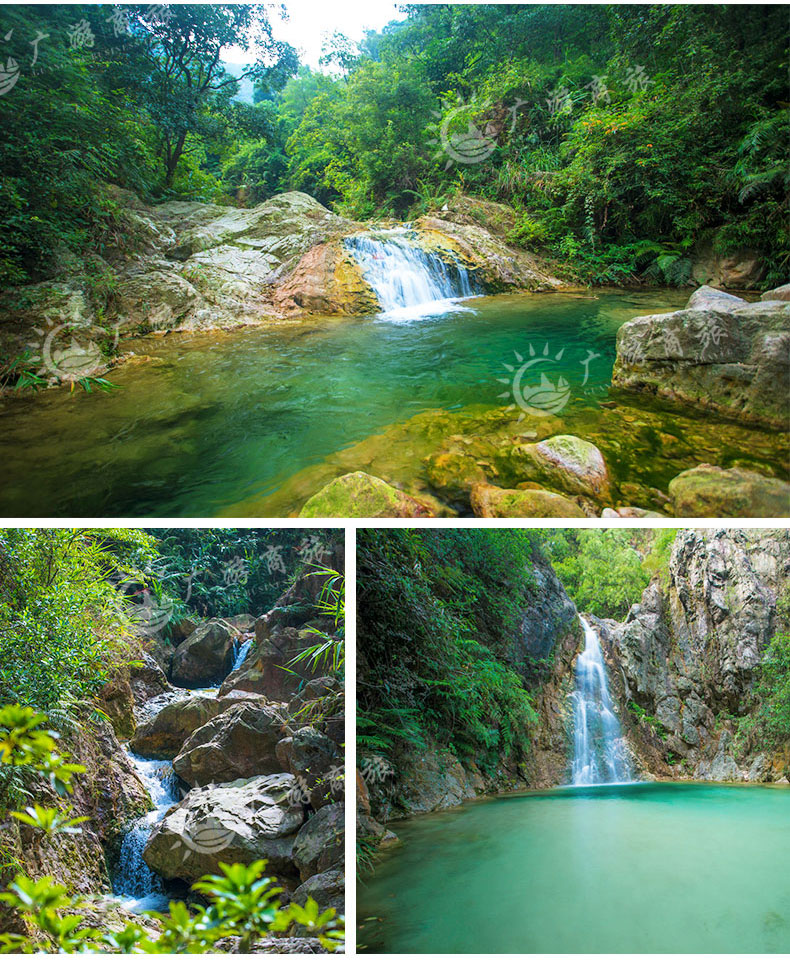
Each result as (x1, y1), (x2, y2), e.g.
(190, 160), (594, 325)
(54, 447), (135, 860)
(344, 229), (478, 319)
(114, 752), (181, 912)
(232, 636), (253, 672)
(571, 617), (634, 785)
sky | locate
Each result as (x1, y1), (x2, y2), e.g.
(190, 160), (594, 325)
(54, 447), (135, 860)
(223, 0), (407, 71)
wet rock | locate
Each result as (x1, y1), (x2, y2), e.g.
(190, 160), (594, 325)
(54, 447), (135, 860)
(171, 619), (239, 687)
(220, 627), (322, 701)
(506, 434), (612, 501)
(424, 450), (487, 501)
(292, 802), (344, 881)
(172, 702), (288, 786)
(471, 483), (586, 517)
(144, 773), (304, 882)
(299, 471), (434, 518)
(602, 507), (665, 518)
(613, 286), (790, 427)
(292, 869), (345, 915)
(668, 465), (790, 517)
(274, 242), (378, 314)
(130, 693), (264, 759)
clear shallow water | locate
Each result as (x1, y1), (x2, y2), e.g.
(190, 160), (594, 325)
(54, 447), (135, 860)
(358, 782), (790, 954)
(0, 289), (783, 517)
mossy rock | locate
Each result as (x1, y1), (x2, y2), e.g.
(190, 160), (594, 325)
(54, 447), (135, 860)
(299, 471), (434, 518)
(668, 465), (790, 517)
(471, 483), (586, 517)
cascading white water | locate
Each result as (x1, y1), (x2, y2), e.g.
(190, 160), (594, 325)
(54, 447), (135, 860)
(345, 229), (478, 319)
(232, 636), (253, 672)
(571, 617), (634, 785)
(114, 752), (181, 912)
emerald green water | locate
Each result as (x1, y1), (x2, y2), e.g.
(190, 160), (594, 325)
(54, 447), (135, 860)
(0, 289), (784, 516)
(358, 782), (790, 953)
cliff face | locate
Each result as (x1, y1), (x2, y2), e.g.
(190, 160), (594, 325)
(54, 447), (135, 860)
(601, 529), (790, 782)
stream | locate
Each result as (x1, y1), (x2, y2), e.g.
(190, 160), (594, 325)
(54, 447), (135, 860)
(111, 635), (255, 912)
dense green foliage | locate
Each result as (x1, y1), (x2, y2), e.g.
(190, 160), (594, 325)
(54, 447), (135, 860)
(357, 529), (542, 775)
(1, 4), (786, 290)
(0, 528), (340, 709)
(0, 529), (157, 708)
(542, 529), (677, 619)
(738, 587), (790, 752)
(0, 705), (343, 953)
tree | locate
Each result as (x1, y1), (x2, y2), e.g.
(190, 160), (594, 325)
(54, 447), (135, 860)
(123, 4), (297, 187)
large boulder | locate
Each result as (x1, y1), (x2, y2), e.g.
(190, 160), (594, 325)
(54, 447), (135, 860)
(505, 434), (612, 501)
(761, 283), (790, 302)
(172, 702), (288, 786)
(691, 245), (765, 289)
(130, 693), (264, 759)
(292, 869), (345, 916)
(274, 242), (378, 315)
(668, 465), (790, 517)
(292, 803), (344, 882)
(299, 471), (434, 518)
(612, 286), (790, 428)
(171, 620), (239, 688)
(144, 774), (304, 882)
(470, 483), (586, 518)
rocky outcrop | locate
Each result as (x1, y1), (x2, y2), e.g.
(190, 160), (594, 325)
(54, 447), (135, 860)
(604, 529), (790, 779)
(172, 702), (289, 786)
(299, 471), (435, 518)
(130, 692), (265, 759)
(171, 620), (240, 688)
(292, 803), (345, 882)
(144, 774), (304, 882)
(612, 285), (790, 428)
(691, 242), (766, 289)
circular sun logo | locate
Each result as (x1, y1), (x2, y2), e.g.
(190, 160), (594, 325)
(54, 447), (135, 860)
(428, 95), (498, 170)
(498, 344), (571, 419)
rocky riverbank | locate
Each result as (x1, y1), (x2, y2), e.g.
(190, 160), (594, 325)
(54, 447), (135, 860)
(0, 190), (567, 388)
(1, 568), (345, 948)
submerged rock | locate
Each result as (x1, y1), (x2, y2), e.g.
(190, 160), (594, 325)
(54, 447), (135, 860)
(505, 434), (612, 501)
(612, 285), (790, 428)
(470, 483), (586, 517)
(668, 465), (790, 517)
(171, 619), (239, 688)
(299, 471), (434, 518)
(172, 702), (288, 786)
(144, 773), (303, 882)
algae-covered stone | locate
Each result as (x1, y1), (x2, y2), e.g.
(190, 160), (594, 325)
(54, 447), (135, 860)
(668, 465), (790, 517)
(424, 450), (487, 500)
(299, 471), (433, 518)
(470, 483), (585, 518)
(507, 434), (611, 500)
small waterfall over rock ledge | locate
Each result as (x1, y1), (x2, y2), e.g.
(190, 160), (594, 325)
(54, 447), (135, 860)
(344, 229), (478, 318)
(571, 616), (635, 785)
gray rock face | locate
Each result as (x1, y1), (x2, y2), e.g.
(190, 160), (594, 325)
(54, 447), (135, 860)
(292, 868), (345, 916)
(144, 773), (304, 882)
(292, 803), (345, 882)
(612, 286), (790, 427)
(172, 702), (288, 786)
(130, 692), (264, 759)
(171, 620), (239, 687)
(607, 529), (790, 775)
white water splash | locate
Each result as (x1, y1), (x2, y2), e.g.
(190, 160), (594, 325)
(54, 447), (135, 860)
(571, 617), (634, 785)
(345, 229), (478, 320)
(114, 752), (181, 912)
(232, 636), (253, 672)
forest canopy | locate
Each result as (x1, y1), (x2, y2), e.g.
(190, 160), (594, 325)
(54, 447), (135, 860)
(0, 3), (787, 288)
